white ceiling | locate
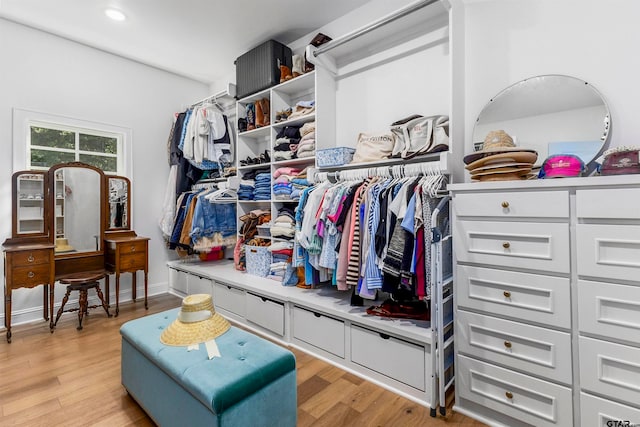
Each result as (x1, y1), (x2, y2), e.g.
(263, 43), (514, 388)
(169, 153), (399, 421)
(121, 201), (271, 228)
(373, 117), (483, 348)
(0, 0), (370, 84)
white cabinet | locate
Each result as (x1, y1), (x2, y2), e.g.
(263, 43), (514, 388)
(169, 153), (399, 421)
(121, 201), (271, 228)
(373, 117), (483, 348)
(450, 176), (640, 426)
(292, 306), (345, 358)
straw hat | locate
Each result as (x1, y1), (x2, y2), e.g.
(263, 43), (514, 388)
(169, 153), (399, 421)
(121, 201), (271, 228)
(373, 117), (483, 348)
(160, 294), (230, 346)
(55, 238), (74, 253)
(464, 130), (536, 164)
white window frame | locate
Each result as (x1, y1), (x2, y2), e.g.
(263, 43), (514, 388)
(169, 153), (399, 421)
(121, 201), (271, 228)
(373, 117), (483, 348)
(13, 108), (132, 178)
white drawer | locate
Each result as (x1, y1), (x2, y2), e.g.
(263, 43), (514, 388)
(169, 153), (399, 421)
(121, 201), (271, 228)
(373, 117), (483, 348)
(168, 268), (188, 294)
(577, 188), (640, 220)
(457, 265), (570, 328)
(188, 275), (213, 295)
(245, 293), (284, 336)
(579, 336), (640, 408)
(292, 306), (345, 358)
(580, 392), (640, 427)
(213, 282), (245, 317)
(456, 311), (572, 385)
(457, 354), (573, 427)
(577, 224), (640, 282)
(453, 190), (569, 219)
(454, 220), (570, 274)
(578, 280), (640, 344)
(350, 324), (427, 391)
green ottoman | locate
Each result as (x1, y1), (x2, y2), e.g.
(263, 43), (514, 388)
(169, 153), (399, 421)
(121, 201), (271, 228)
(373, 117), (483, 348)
(120, 308), (297, 427)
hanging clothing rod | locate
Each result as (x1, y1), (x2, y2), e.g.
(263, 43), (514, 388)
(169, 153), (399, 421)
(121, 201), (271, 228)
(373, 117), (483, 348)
(190, 83), (237, 108)
(313, 161), (445, 183)
(312, 0), (439, 58)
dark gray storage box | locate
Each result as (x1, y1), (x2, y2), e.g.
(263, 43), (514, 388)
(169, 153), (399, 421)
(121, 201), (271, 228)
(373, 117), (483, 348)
(235, 39), (292, 99)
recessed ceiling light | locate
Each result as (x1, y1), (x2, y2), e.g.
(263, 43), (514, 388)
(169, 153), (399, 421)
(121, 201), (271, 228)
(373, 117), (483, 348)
(105, 8), (126, 21)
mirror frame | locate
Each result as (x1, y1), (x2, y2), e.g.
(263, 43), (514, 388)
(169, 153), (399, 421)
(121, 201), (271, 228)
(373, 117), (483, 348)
(106, 175), (131, 232)
(47, 162), (106, 259)
(9, 170), (50, 242)
(473, 74), (611, 167)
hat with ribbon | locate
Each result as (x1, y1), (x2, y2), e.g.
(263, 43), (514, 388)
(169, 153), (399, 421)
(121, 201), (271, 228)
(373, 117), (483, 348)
(160, 294), (230, 346)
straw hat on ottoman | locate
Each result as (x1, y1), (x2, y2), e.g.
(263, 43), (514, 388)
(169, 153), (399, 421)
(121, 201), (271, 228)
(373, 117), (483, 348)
(160, 294), (230, 346)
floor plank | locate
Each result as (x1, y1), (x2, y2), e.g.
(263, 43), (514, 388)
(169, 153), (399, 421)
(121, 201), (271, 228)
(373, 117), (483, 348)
(0, 293), (483, 426)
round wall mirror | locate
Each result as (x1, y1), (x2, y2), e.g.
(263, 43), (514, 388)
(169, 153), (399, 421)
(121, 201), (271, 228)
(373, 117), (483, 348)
(473, 75), (611, 167)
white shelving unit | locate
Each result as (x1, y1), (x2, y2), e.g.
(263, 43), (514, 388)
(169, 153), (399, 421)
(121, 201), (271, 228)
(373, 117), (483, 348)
(169, 0), (465, 412)
(54, 171), (65, 239)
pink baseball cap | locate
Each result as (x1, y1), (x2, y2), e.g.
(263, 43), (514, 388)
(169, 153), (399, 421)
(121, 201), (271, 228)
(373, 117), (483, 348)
(539, 154), (585, 178)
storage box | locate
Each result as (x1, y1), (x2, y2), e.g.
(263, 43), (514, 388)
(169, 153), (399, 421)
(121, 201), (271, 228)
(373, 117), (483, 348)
(256, 224), (271, 237)
(245, 245), (272, 277)
(235, 40), (292, 99)
(316, 147), (356, 167)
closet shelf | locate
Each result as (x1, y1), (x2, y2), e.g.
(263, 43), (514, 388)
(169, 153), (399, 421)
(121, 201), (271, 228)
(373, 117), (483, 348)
(272, 113), (316, 129)
(271, 158), (315, 168)
(238, 126), (270, 139)
(317, 150), (451, 173)
(306, 0), (450, 75)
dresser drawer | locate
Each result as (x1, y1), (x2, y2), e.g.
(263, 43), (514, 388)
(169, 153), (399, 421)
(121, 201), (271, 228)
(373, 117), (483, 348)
(454, 190), (569, 219)
(577, 224), (640, 282)
(12, 264), (51, 287)
(292, 306), (345, 358)
(578, 280), (640, 343)
(213, 282), (246, 317)
(457, 354), (573, 427)
(457, 311), (572, 385)
(119, 253), (146, 271)
(457, 265), (570, 328)
(351, 324), (427, 391)
(188, 275), (213, 295)
(117, 240), (147, 255)
(454, 220), (570, 273)
(580, 336), (640, 408)
(245, 293), (284, 336)
(577, 188), (640, 220)
(11, 249), (51, 266)
(580, 393), (640, 427)
(169, 268), (188, 294)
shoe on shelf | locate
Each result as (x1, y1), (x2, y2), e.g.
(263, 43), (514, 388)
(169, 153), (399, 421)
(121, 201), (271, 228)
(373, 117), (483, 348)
(255, 100), (265, 128)
(246, 103), (256, 130)
(260, 98), (270, 126)
(280, 65), (292, 83)
(292, 55), (304, 78)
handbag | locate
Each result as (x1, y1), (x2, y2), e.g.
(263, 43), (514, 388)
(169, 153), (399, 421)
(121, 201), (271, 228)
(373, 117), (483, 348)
(350, 131), (396, 163)
(390, 115), (450, 159)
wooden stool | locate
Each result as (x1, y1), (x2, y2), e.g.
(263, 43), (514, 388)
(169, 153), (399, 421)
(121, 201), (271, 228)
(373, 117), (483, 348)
(54, 271), (112, 330)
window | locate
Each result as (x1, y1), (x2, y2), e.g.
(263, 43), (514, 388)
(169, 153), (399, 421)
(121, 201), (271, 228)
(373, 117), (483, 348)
(13, 108), (131, 176)
(28, 123), (121, 173)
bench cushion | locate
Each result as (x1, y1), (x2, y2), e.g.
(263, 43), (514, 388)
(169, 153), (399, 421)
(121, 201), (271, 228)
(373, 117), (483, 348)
(120, 308), (295, 414)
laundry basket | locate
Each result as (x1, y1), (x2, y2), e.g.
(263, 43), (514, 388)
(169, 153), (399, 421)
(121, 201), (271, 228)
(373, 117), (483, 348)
(244, 245), (272, 277)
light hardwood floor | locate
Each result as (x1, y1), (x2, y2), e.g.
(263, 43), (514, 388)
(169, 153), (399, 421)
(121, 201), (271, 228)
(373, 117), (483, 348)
(0, 293), (483, 426)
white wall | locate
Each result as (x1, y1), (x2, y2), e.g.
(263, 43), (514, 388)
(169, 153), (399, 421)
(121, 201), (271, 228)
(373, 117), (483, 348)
(464, 0), (640, 158)
(0, 18), (209, 326)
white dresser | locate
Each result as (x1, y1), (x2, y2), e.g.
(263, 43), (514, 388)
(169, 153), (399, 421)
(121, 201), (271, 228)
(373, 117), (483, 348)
(449, 175), (640, 427)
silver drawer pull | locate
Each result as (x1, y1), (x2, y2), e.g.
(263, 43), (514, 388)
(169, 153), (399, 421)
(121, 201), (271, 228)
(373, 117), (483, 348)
(28, 271), (35, 278)
(27, 255), (35, 262)
(504, 340), (512, 349)
(503, 290), (511, 298)
(501, 201), (509, 208)
(130, 245), (136, 252)
(502, 242), (511, 249)
(505, 391), (513, 399)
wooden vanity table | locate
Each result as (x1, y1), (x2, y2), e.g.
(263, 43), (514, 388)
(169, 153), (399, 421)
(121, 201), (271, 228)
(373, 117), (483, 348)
(3, 163), (148, 342)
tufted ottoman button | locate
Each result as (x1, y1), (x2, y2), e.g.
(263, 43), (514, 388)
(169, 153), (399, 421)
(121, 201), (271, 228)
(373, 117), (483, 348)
(239, 356), (246, 361)
(238, 341), (246, 346)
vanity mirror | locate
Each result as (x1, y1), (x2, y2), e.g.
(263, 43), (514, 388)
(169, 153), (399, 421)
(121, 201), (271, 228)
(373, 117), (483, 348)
(107, 176), (130, 230)
(473, 74), (611, 167)
(49, 162), (105, 256)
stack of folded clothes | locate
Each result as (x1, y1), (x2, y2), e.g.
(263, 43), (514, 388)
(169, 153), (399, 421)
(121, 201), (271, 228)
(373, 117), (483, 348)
(272, 167), (301, 200)
(238, 178), (255, 200)
(267, 241), (297, 285)
(297, 122), (316, 158)
(253, 171), (271, 200)
(270, 206), (296, 240)
(287, 100), (315, 120)
(273, 125), (302, 161)
(290, 167), (311, 201)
